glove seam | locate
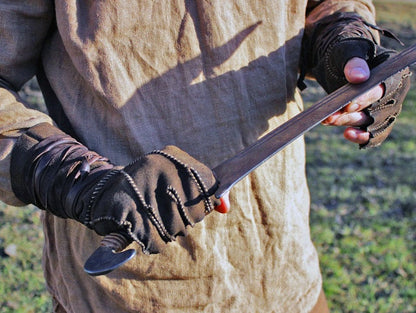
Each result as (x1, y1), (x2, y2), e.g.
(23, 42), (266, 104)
(84, 169), (120, 226)
(166, 185), (194, 227)
(118, 169), (175, 243)
(149, 149), (216, 214)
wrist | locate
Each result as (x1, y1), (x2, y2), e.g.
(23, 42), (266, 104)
(10, 123), (113, 219)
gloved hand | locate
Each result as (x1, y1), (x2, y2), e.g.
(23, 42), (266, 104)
(11, 123), (220, 253)
(303, 12), (412, 148)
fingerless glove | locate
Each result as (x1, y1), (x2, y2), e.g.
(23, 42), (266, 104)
(300, 12), (412, 148)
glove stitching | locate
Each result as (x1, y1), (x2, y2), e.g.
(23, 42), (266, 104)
(148, 149), (187, 168)
(118, 169), (174, 243)
(84, 169), (120, 226)
(149, 149), (215, 214)
(166, 185), (194, 227)
(322, 38), (373, 84)
(369, 116), (397, 133)
(188, 167), (215, 214)
(323, 43), (341, 84)
(369, 71), (409, 114)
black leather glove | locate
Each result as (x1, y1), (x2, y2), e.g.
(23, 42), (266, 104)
(11, 123), (219, 253)
(300, 12), (412, 148)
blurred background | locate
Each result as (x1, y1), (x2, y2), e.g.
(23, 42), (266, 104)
(0, 1), (415, 312)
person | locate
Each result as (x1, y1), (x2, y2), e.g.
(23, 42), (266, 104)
(0, 1), (410, 312)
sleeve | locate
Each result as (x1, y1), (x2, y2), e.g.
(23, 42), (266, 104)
(0, 1), (55, 205)
(305, 0), (377, 25)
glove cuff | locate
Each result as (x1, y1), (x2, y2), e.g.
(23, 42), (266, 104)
(11, 123), (67, 205)
(308, 12), (378, 93)
(299, 12), (403, 93)
(10, 123), (112, 219)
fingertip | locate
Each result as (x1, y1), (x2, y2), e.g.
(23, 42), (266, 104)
(344, 127), (370, 144)
(322, 111), (342, 125)
(344, 127), (357, 140)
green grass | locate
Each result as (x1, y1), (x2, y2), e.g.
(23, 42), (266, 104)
(307, 100), (416, 313)
(0, 204), (52, 312)
(0, 1), (415, 312)
(375, 1), (416, 30)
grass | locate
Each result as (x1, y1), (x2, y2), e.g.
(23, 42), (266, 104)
(0, 1), (415, 312)
(0, 205), (51, 312)
(306, 87), (416, 312)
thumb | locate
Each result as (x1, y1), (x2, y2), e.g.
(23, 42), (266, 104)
(344, 57), (370, 84)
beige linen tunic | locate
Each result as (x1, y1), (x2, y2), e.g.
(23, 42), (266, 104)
(0, 1), (376, 312)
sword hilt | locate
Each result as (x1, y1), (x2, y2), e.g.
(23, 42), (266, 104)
(84, 232), (135, 276)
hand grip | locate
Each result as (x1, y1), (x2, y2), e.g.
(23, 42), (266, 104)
(84, 197), (228, 276)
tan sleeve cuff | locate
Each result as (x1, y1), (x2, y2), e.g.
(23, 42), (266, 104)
(0, 88), (53, 205)
(0, 134), (26, 206)
(306, 0), (377, 26)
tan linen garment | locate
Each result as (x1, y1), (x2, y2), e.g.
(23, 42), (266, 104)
(0, 1), (376, 312)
